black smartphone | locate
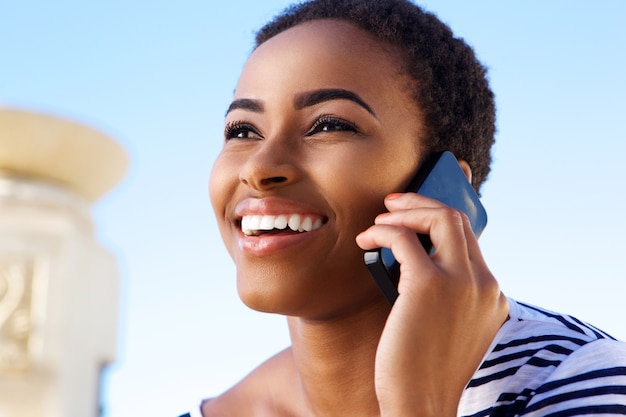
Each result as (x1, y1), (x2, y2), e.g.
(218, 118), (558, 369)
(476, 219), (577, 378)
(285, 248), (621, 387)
(363, 151), (488, 305)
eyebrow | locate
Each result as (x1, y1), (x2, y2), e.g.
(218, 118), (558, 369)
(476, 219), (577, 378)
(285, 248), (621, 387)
(224, 88), (377, 118)
(225, 98), (264, 116)
(294, 89), (377, 118)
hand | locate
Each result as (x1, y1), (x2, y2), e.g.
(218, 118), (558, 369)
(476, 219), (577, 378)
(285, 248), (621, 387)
(356, 192), (509, 417)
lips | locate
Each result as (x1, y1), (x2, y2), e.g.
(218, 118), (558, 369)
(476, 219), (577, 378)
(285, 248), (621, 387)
(234, 197), (328, 248)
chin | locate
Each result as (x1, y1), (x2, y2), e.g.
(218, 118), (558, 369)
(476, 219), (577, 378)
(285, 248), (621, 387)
(235, 266), (306, 314)
(235, 265), (387, 320)
(237, 281), (282, 313)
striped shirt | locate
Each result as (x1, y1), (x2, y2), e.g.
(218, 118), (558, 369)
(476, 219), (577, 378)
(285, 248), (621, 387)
(459, 298), (626, 416)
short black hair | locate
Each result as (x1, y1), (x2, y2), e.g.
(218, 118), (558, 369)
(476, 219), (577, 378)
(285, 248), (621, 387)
(255, 0), (496, 193)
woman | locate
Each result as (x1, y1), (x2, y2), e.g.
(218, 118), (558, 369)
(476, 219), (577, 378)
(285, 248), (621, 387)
(183, 0), (626, 415)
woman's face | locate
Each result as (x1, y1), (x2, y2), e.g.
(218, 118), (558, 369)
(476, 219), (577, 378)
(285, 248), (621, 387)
(210, 20), (425, 318)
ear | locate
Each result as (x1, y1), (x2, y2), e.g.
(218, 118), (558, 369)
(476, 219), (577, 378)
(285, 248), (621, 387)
(458, 159), (472, 183)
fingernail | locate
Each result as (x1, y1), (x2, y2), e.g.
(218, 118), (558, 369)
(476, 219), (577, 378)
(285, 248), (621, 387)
(386, 193), (402, 200)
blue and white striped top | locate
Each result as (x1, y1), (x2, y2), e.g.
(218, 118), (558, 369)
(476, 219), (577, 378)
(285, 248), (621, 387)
(459, 298), (626, 416)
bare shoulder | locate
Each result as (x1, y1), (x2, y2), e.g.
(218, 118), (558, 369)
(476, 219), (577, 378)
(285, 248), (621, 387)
(200, 347), (299, 417)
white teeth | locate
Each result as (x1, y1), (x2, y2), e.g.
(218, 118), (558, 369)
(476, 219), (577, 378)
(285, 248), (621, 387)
(274, 214), (288, 229)
(259, 215), (275, 230)
(288, 214), (301, 231)
(241, 214), (323, 236)
(248, 215), (261, 231)
(300, 216), (313, 232)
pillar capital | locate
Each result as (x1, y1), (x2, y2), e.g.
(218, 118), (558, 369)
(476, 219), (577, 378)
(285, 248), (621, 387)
(0, 107), (129, 202)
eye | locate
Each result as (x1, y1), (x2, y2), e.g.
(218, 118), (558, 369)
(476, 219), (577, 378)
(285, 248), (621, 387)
(306, 115), (358, 136)
(224, 121), (263, 140)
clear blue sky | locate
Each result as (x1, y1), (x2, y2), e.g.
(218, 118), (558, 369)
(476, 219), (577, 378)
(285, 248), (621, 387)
(2, 1), (625, 416)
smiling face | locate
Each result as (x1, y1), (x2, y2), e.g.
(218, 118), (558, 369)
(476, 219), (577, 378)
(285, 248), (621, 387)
(210, 19), (426, 319)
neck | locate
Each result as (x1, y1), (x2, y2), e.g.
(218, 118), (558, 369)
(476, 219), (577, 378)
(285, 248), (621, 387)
(287, 296), (391, 417)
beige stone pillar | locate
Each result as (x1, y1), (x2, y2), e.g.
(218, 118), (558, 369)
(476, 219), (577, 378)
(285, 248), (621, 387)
(0, 108), (128, 417)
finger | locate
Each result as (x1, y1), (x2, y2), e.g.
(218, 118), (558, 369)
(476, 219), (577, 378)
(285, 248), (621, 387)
(459, 209), (490, 273)
(356, 223), (433, 270)
(383, 192), (447, 212)
(383, 193), (482, 269)
(357, 224), (442, 299)
(373, 206), (470, 270)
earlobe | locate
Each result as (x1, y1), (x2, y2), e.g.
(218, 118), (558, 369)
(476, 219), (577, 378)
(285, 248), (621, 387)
(458, 159), (472, 183)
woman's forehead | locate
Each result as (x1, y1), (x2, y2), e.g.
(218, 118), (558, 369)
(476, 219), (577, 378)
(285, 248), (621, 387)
(234, 20), (409, 106)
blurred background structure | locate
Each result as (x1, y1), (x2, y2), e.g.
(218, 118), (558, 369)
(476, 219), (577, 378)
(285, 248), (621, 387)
(0, 108), (128, 417)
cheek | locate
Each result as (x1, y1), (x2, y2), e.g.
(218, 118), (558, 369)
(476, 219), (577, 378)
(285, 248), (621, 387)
(317, 153), (397, 236)
(319, 145), (419, 253)
(208, 153), (240, 254)
(209, 153), (235, 213)
(322, 147), (414, 209)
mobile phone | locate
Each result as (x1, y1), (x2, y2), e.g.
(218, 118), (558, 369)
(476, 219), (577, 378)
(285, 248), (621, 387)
(363, 151), (488, 305)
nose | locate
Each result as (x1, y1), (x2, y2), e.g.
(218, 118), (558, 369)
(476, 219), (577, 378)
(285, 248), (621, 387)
(239, 139), (302, 191)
